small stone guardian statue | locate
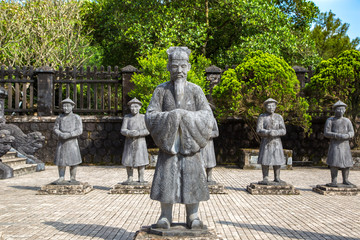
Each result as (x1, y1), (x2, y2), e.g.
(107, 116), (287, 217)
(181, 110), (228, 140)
(324, 100), (356, 187)
(201, 114), (219, 184)
(53, 98), (83, 184)
(257, 98), (286, 184)
(121, 98), (150, 184)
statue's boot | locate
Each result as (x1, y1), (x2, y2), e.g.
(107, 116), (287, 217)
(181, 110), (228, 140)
(186, 203), (203, 229)
(138, 166), (145, 183)
(157, 203), (172, 229)
(55, 166), (66, 184)
(274, 165), (286, 184)
(342, 168), (354, 185)
(329, 167), (339, 187)
(206, 168), (215, 183)
(259, 165), (269, 184)
(126, 167), (133, 183)
(70, 166), (79, 184)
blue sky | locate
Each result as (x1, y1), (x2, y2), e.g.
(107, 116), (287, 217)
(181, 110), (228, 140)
(311, 0), (360, 41)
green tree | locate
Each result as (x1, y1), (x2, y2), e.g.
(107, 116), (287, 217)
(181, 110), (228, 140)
(0, 0), (96, 67)
(128, 48), (211, 113)
(212, 51), (311, 141)
(305, 49), (360, 146)
(82, 0), (319, 68)
(311, 11), (360, 60)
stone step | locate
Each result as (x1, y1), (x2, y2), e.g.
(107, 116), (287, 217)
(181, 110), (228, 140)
(12, 164), (37, 177)
(1, 151), (17, 160)
(1, 157), (27, 168)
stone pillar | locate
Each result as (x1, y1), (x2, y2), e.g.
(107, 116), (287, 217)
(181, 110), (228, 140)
(36, 66), (55, 116)
(205, 65), (222, 106)
(121, 65), (140, 114)
(293, 66), (308, 89)
(0, 87), (7, 123)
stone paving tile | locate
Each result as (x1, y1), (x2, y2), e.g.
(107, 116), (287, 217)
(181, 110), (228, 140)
(0, 166), (360, 240)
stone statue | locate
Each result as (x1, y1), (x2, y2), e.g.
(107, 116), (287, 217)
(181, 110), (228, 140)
(53, 98), (83, 184)
(121, 98), (150, 183)
(324, 100), (356, 187)
(256, 98), (286, 184)
(0, 129), (15, 179)
(201, 115), (219, 184)
(145, 46), (213, 230)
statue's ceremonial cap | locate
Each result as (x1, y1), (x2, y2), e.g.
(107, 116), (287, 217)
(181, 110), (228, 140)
(263, 98), (278, 107)
(167, 47), (191, 60)
(128, 97), (142, 106)
(61, 97), (75, 106)
(332, 100), (347, 109)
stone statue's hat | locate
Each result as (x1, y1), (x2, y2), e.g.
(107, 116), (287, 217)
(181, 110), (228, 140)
(263, 98), (278, 107)
(61, 97), (75, 106)
(127, 97), (142, 106)
(167, 47), (191, 61)
(332, 100), (347, 109)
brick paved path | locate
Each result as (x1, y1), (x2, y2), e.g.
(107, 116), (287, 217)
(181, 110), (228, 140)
(0, 166), (359, 240)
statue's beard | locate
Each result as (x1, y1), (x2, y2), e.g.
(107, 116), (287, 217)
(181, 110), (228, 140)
(173, 78), (186, 108)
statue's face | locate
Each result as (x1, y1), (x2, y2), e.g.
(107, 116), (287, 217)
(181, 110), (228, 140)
(265, 102), (276, 114)
(334, 106), (346, 118)
(62, 103), (74, 114)
(169, 59), (190, 81)
(130, 104), (141, 115)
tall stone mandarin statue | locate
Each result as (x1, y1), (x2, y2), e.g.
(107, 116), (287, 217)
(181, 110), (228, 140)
(324, 100), (356, 187)
(53, 98), (83, 184)
(121, 98), (150, 183)
(256, 98), (286, 184)
(201, 114), (219, 184)
(145, 47), (213, 230)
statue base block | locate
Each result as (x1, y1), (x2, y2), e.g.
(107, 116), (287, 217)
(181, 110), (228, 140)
(134, 224), (223, 239)
(37, 182), (93, 195)
(208, 182), (226, 194)
(312, 185), (360, 196)
(109, 182), (151, 194)
(247, 183), (300, 195)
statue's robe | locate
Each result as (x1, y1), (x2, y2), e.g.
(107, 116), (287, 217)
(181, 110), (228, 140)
(256, 113), (286, 166)
(201, 116), (219, 168)
(121, 113), (150, 167)
(54, 113), (83, 166)
(324, 117), (354, 168)
(145, 81), (213, 204)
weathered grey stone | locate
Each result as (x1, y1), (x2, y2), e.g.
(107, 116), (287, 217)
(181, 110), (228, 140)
(207, 183), (226, 194)
(240, 148), (293, 170)
(109, 183), (151, 194)
(53, 98), (83, 183)
(145, 46), (213, 231)
(312, 184), (360, 196)
(256, 98), (287, 184)
(121, 98), (150, 183)
(247, 183), (300, 195)
(324, 101), (356, 187)
(134, 224), (222, 239)
(37, 182), (93, 195)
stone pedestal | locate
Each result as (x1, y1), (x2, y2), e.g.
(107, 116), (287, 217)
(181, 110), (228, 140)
(109, 182), (151, 194)
(208, 182), (226, 194)
(134, 224), (222, 240)
(37, 182), (93, 195)
(247, 183), (300, 195)
(239, 148), (293, 169)
(312, 185), (360, 196)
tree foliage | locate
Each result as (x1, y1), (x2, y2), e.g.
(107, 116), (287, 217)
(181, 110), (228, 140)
(0, 0), (96, 67)
(128, 48), (211, 113)
(82, 0), (320, 68)
(212, 51), (311, 141)
(311, 11), (360, 60)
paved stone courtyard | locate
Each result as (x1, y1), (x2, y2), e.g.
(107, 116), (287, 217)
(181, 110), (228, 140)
(0, 166), (359, 240)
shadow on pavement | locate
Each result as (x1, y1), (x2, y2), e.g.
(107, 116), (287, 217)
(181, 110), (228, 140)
(218, 221), (360, 240)
(44, 221), (133, 240)
(10, 185), (40, 191)
(224, 186), (247, 192)
(93, 185), (112, 191)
